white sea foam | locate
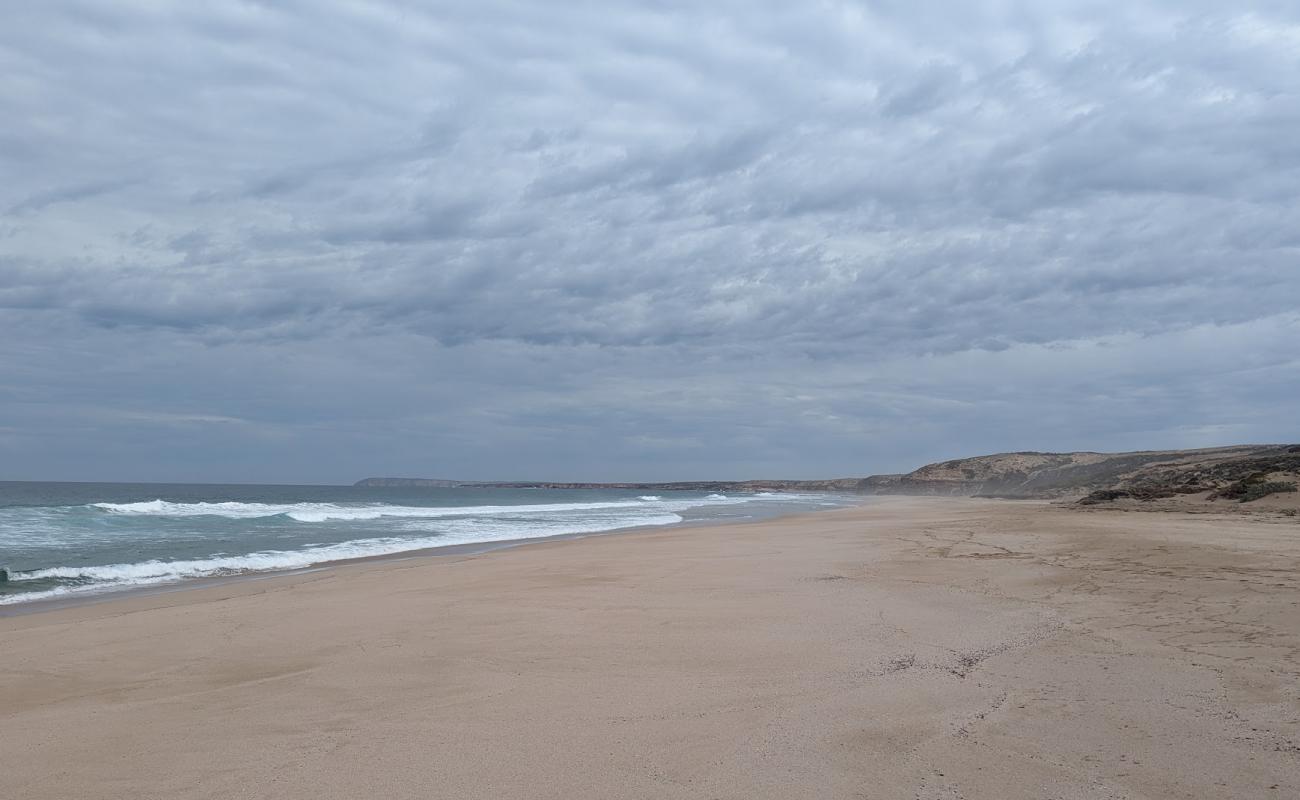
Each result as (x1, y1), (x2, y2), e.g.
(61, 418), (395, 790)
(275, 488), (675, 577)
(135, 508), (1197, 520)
(90, 498), (727, 522)
(0, 512), (685, 604)
(1, 491), (845, 605)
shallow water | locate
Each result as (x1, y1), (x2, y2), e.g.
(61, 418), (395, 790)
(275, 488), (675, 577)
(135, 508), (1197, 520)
(0, 482), (851, 604)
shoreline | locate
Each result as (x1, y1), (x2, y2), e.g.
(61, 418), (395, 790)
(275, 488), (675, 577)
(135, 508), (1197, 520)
(3, 496), (1297, 798)
(0, 497), (865, 618)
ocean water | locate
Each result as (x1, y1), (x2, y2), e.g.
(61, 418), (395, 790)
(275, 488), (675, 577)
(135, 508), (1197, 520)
(0, 482), (852, 605)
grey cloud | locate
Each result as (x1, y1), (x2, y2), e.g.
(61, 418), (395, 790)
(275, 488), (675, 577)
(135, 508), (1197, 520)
(1, 1), (1298, 481)
(881, 61), (964, 118)
(8, 178), (139, 216)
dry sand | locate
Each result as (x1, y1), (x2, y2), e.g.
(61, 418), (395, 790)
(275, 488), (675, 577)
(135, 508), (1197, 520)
(3, 497), (1298, 799)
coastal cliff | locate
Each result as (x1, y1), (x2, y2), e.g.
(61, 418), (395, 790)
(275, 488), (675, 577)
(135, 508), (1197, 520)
(871, 444), (1300, 502)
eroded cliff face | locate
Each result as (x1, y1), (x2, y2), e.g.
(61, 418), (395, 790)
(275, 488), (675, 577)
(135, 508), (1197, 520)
(888, 452), (1110, 496)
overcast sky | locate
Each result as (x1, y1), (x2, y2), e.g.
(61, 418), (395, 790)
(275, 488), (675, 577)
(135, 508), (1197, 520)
(2, 1), (1298, 483)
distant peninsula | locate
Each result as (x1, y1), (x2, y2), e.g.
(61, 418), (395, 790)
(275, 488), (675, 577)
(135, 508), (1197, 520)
(353, 477), (462, 488)
(355, 443), (1300, 509)
(354, 476), (863, 492)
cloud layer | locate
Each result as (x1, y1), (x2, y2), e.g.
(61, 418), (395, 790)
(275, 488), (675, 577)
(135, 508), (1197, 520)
(2, 1), (1298, 481)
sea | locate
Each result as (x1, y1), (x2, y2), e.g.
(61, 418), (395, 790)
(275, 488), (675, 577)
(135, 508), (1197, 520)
(0, 482), (854, 606)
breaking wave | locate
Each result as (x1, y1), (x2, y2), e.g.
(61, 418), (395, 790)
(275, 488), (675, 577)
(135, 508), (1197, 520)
(89, 497), (711, 522)
(0, 513), (684, 604)
(0, 489), (848, 606)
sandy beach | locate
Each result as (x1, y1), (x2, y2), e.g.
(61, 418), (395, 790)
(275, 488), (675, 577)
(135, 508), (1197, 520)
(3, 497), (1298, 799)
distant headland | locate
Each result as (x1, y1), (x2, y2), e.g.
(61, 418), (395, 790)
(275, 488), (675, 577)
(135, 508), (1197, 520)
(355, 443), (1300, 508)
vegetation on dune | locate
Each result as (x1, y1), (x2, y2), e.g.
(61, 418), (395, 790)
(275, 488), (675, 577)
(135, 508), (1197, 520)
(1212, 473), (1298, 503)
(1076, 483), (1203, 505)
(1076, 452), (1300, 506)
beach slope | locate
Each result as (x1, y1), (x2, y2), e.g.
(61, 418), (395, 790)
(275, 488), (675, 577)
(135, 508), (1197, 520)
(2, 498), (1298, 799)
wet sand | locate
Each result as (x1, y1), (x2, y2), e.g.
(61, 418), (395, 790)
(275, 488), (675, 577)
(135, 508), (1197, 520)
(3, 497), (1298, 799)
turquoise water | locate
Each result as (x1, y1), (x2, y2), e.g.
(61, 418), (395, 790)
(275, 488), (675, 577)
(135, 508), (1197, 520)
(0, 482), (851, 605)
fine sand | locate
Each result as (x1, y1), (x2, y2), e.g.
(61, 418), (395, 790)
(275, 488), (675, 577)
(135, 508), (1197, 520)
(3, 498), (1298, 799)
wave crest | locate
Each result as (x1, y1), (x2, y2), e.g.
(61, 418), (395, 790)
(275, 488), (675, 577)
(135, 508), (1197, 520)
(91, 498), (711, 522)
(1, 512), (685, 604)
